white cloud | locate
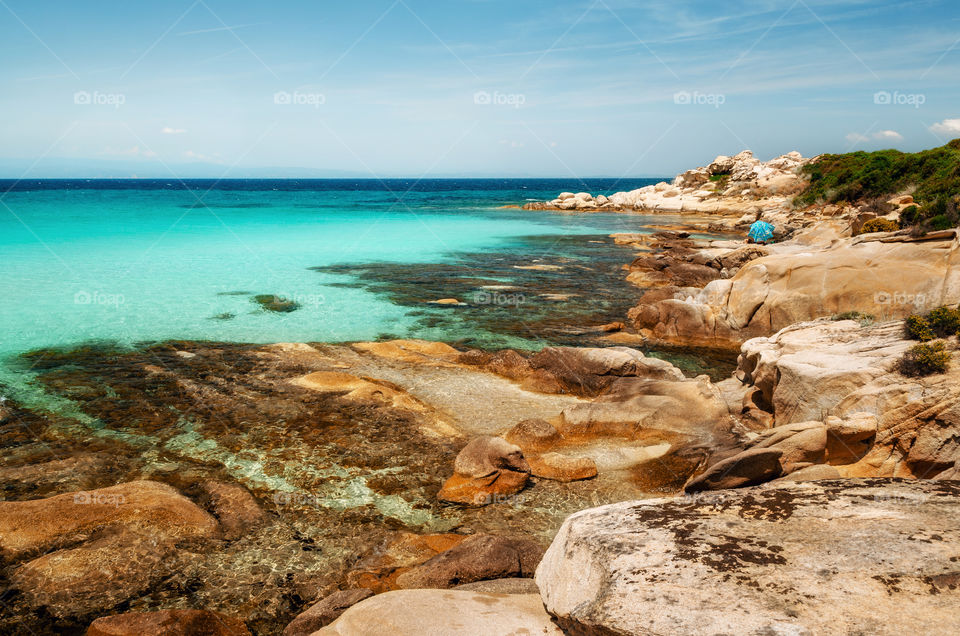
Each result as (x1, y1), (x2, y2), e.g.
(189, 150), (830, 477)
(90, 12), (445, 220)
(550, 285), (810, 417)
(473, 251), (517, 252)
(162, 127), (187, 134)
(874, 130), (903, 141)
(845, 130), (903, 144)
(931, 119), (960, 135)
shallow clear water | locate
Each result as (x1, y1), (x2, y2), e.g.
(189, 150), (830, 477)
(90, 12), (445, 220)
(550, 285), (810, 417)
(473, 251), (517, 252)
(1, 178), (664, 398)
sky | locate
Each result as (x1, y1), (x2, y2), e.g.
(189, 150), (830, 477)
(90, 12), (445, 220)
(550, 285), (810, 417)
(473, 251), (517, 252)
(1, 0), (959, 178)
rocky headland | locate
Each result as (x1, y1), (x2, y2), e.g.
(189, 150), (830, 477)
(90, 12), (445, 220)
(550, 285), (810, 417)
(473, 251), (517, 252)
(2, 143), (960, 634)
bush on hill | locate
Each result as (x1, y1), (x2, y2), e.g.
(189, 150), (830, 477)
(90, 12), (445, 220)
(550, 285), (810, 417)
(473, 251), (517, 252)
(796, 139), (960, 230)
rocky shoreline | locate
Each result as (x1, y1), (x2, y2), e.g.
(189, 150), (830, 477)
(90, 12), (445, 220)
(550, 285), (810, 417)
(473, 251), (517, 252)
(2, 149), (960, 634)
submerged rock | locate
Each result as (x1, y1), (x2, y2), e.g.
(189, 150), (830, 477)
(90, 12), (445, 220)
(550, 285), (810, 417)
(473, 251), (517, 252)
(86, 609), (250, 636)
(0, 481), (219, 618)
(253, 294), (300, 313)
(395, 533), (544, 589)
(537, 480), (960, 635)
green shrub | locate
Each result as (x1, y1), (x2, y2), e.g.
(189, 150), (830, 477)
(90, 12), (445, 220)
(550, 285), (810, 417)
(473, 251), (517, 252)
(860, 218), (899, 233)
(928, 306), (960, 337)
(832, 311), (874, 326)
(905, 314), (935, 341)
(898, 340), (951, 376)
(899, 205), (920, 227)
(796, 140), (960, 230)
(929, 214), (955, 231)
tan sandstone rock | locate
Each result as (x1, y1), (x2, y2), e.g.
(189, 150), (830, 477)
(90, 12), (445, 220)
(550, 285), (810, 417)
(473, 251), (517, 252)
(315, 590), (563, 635)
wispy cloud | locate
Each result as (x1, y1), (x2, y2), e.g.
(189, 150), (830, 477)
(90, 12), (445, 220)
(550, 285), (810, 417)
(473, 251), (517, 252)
(846, 130), (904, 143)
(930, 118), (960, 135)
(162, 127), (187, 135)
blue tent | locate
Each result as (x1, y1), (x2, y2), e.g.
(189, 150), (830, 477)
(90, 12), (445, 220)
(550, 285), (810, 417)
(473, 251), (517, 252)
(748, 220), (775, 243)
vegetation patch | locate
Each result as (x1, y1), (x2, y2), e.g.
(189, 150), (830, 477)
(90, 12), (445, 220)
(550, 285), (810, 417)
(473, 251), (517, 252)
(832, 311), (874, 326)
(860, 218), (899, 234)
(905, 306), (960, 341)
(796, 139), (960, 230)
(898, 341), (952, 377)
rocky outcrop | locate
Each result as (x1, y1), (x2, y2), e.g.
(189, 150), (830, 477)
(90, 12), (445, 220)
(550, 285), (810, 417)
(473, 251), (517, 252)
(524, 150), (808, 214)
(86, 609), (250, 636)
(315, 590), (563, 635)
(537, 480), (960, 635)
(632, 229), (960, 349)
(437, 436), (530, 505)
(690, 319), (960, 490)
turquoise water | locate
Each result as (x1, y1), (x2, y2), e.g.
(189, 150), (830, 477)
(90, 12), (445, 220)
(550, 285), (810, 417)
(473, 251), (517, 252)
(0, 178), (662, 400)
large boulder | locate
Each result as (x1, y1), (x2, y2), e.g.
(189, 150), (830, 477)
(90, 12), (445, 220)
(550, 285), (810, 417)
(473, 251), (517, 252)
(537, 480), (960, 635)
(315, 590), (563, 635)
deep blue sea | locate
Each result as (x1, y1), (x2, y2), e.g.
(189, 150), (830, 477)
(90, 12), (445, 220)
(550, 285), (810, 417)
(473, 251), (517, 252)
(1, 178), (673, 402)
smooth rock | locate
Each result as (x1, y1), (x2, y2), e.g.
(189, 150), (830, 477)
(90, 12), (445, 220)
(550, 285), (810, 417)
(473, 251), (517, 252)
(537, 480), (960, 636)
(502, 418), (561, 451)
(315, 590), (563, 635)
(527, 453), (597, 482)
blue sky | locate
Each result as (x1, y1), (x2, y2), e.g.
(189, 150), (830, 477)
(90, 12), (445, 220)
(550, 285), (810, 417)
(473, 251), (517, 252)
(2, 0), (959, 177)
